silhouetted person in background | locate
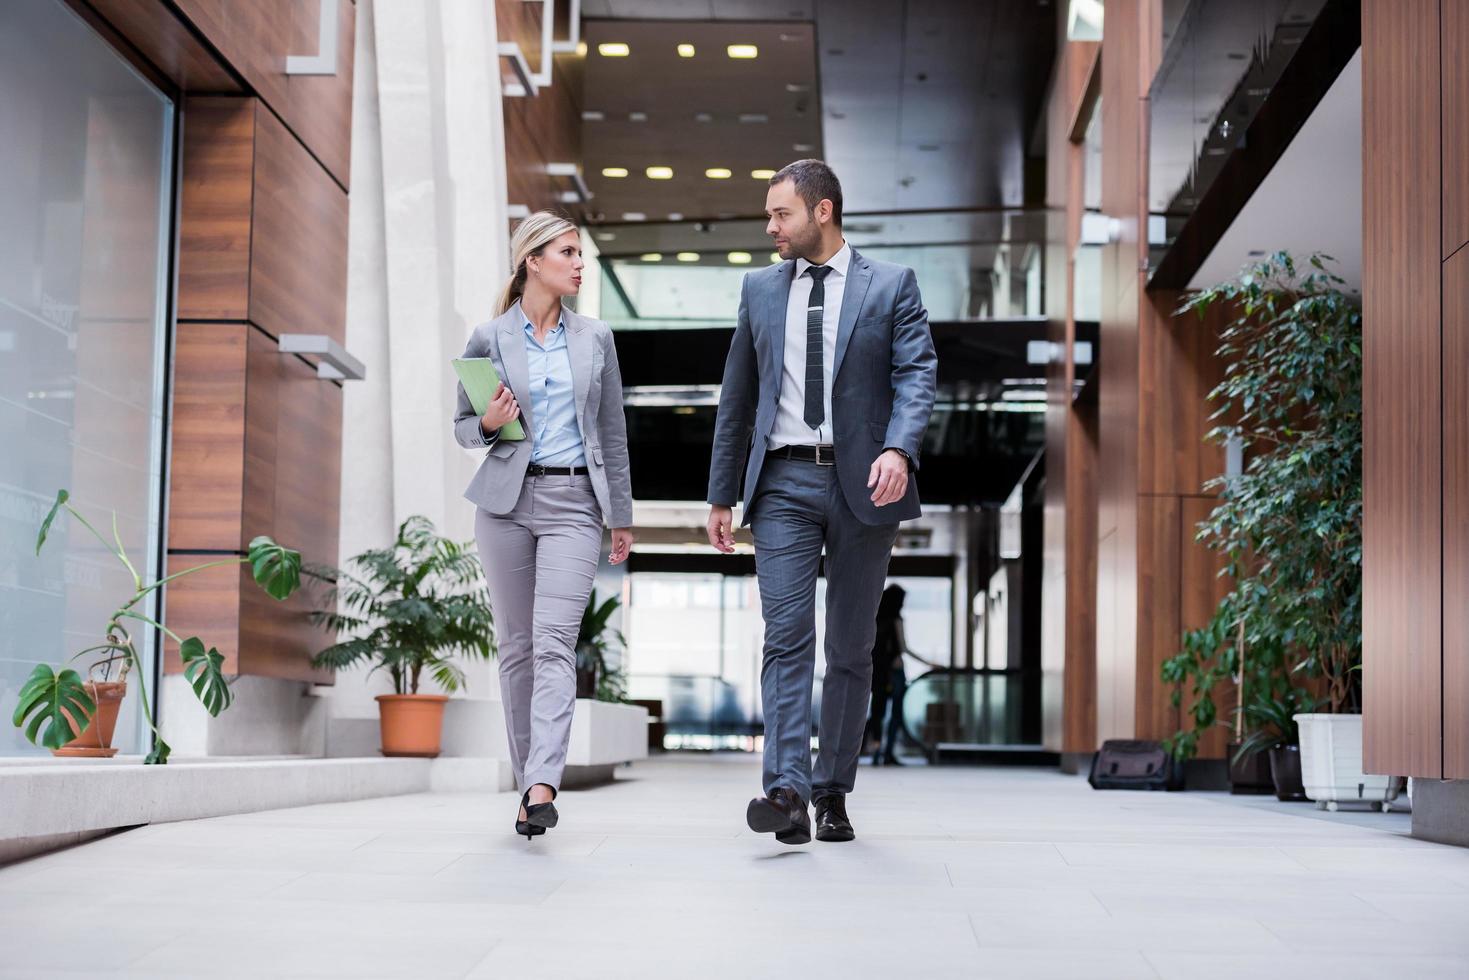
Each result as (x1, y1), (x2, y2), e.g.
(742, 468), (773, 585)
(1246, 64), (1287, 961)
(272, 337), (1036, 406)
(867, 585), (910, 765)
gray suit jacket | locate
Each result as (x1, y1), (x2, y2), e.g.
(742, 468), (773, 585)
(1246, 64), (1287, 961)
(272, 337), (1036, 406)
(453, 304), (633, 528)
(707, 247), (938, 526)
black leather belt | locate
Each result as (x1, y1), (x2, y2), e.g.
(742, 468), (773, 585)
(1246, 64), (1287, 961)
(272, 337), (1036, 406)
(767, 444), (836, 466)
(526, 464), (590, 476)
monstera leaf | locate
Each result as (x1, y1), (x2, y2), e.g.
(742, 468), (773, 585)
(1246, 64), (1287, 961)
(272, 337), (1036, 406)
(145, 736), (171, 765)
(248, 536), (302, 600)
(180, 637), (233, 717)
(35, 489), (69, 556)
(12, 664), (94, 749)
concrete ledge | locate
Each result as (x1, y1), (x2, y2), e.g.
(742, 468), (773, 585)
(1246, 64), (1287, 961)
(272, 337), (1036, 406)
(0, 755), (514, 851)
(1412, 778), (1469, 848)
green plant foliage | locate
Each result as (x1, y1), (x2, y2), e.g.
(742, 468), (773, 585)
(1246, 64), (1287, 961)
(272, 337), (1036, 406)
(13, 489), (303, 763)
(180, 637), (233, 717)
(578, 591), (629, 703)
(309, 516), (495, 695)
(1163, 252), (1362, 762)
(12, 665), (95, 750)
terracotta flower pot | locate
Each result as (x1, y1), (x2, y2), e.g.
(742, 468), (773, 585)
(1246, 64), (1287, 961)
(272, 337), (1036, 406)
(376, 694), (450, 758)
(53, 680), (127, 758)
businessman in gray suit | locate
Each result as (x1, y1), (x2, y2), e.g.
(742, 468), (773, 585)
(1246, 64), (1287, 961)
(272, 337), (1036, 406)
(706, 160), (937, 845)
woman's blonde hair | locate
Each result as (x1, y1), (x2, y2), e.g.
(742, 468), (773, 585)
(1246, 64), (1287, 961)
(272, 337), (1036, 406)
(497, 210), (580, 315)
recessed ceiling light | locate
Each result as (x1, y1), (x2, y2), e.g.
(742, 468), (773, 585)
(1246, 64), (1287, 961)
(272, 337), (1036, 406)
(769, 252), (782, 263)
(727, 44), (759, 59)
(629, 112), (648, 122)
(751, 169), (776, 180)
(646, 166), (674, 180)
(785, 83), (810, 93)
(677, 43), (696, 57)
(596, 232), (617, 241)
(667, 212), (683, 221)
(576, 41), (588, 57)
(599, 42), (630, 57)
(694, 112), (713, 123)
(640, 253), (663, 262)
(739, 113), (769, 124)
(623, 212), (647, 221)
(728, 251), (752, 264)
(601, 167), (629, 178)
(780, 33), (802, 42)
(677, 252), (700, 262)
(793, 143), (813, 152)
(582, 110), (605, 121)
(705, 168), (732, 179)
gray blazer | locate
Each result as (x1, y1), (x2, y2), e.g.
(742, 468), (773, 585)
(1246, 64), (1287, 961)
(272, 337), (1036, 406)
(453, 304), (633, 528)
(707, 247), (937, 526)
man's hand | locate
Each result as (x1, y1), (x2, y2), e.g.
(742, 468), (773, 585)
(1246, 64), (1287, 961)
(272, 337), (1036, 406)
(609, 528), (634, 565)
(868, 449), (910, 507)
(480, 382), (519, 436)
(706, 506), (736, 553)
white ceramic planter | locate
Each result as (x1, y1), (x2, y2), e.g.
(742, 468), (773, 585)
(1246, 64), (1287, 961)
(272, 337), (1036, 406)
(1293, 712), (1398, 811)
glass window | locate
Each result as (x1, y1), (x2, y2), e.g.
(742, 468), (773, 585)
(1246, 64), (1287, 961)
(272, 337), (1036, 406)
(0, 0), (175, 755)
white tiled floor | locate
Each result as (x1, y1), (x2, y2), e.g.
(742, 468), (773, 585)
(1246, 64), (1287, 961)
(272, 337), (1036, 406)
(2, 756), (1467, 979)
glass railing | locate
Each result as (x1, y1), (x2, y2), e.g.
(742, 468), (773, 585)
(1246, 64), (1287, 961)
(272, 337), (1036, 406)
(900, 667), (1042, 751)
(594, 209), (1050, 328)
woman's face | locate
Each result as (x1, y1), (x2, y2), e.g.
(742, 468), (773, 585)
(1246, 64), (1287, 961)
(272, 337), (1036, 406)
(529, 230), (584, 298)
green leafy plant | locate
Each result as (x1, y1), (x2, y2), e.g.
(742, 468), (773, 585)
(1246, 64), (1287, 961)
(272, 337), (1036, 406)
(12, 489), (302, 763)
(1163, 252), (1362, 761)
(577, 590), (628, 703)
(308, 516), (494, 693)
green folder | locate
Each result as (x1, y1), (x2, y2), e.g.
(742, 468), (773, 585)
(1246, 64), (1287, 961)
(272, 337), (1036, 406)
(452, 358), (526, 440)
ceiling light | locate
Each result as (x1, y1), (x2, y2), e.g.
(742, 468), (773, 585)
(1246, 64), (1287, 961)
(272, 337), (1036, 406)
(576, 41), (588, 57)
(727, 44), (759, 59)
(694, 112), (713, 123)
(751, 169), (776, 180)
(628, 112), (647, 122)
(622, 212), (647, 221)
(640, 253), (663, 262)
(769, 252), (782, 263)
(582, 110), (605, 121)
(739, 113), (769, 124)
(596, 232), (617, 241)
(785, 83), (810, 93)
(705, 168), (732, 179)
(646, 166), (674, 180)
(793, 143), (813, 152)
(728, 251), (752, 264)
(677, 43), (696, 57)
(601, 167), (629, 178)
(677, 252), (699, 262)
(667, 212), (683, 221)
(599, 42), (630, 57)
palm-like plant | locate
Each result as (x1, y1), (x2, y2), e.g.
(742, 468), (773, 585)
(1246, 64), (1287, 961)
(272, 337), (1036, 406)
(11, 489), (302, 763)
(308, 516), (494, 693)
(577, 590), (628, 703)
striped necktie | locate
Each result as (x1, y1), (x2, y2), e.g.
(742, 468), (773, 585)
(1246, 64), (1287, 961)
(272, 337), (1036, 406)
(803, 264), (832, 429)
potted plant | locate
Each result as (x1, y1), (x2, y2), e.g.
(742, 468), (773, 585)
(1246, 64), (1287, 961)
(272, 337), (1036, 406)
(1166, 252), (1386, 809)
(308, 516), (494, 757)
(1236, 685), (1321, 802)
(575, 590), (629, 703)
(11, 489), (302, 763)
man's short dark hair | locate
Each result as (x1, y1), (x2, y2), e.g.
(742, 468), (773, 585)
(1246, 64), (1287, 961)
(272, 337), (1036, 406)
(770, 159), (843, 226)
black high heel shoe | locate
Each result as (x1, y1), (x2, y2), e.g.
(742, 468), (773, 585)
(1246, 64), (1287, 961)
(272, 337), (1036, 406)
(515, 786), (558, 840)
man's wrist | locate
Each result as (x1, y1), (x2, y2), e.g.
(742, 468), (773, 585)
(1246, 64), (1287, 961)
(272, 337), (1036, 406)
(885, 446), (912, 467)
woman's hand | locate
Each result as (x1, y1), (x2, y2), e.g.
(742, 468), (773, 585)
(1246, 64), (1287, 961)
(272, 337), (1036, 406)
(480, 382), (519, 436)
(608, 528), (634, 565)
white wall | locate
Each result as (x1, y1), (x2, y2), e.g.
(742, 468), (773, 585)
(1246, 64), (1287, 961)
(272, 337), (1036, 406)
(330, 0), (513, 719)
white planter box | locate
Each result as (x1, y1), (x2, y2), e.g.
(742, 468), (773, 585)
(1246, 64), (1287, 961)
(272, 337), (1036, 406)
(1293, 712), (1399, 810)
(566, 699), (649, 767)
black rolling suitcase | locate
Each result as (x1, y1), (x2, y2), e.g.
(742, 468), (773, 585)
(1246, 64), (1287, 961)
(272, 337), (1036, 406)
(1088, 739), (1182, 790)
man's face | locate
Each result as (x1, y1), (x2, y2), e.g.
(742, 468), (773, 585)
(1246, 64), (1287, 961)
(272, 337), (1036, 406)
(765, 180), (824, 261)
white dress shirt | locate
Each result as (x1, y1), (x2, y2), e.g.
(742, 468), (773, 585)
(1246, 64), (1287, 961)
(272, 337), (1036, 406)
(770, 240), (851, 449)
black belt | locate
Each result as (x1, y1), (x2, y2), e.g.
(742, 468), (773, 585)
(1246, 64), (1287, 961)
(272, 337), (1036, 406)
(767, 444), (836, 466)
(526, 464), (590, 477)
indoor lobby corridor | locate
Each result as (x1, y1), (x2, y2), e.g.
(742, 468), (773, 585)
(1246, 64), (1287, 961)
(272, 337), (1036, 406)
(3, 757), (1467, 980)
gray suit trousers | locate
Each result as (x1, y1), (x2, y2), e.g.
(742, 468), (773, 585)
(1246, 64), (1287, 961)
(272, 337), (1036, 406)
(750, 457), (899, 803)
(474, 474), (602, 794)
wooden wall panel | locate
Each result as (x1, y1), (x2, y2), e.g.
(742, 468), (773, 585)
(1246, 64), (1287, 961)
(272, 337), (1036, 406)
(171, 0), (355, 188)
(1361, 0), (1443, 778)
(1136, 494), (1180, 742)
(79, 0), (241, 92)
(1139, 291), (1228, 497)
(248, 106), (350, 343)
(1445, 0), (1469, 259)
(166, 323), (247, 551)
(498, 0), (585, 218)
(177, 98), (255, 320)
(1179, 494), (1232, 760)
(162, 561), (243, 675)
(1444, 247), (1469, 777)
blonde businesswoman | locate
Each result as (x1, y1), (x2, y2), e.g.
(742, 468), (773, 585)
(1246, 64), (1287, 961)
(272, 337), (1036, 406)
(453, 211), (633, 839)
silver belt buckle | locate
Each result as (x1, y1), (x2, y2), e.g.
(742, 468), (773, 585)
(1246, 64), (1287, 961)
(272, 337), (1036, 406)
(814, 444), (834, 466)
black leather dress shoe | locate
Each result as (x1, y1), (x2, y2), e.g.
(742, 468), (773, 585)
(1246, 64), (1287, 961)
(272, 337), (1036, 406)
(746, 787), (812, 845)
(813, 793), (855, 842)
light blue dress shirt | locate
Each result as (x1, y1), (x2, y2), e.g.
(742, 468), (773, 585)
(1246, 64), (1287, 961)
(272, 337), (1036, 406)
(521, 310), (587, 467)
